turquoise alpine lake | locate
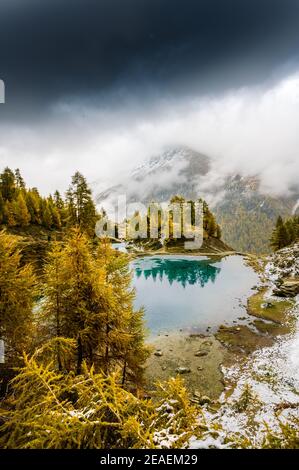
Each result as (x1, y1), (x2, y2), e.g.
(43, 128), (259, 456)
(130, 255), (259, 335)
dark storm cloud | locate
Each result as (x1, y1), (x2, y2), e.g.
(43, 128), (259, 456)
(1, 0), (299, 117)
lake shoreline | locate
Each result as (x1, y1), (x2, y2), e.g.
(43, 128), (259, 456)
(138, 250), (297, 405)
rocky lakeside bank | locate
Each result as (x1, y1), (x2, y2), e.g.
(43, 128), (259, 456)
(144, 243), (299, 444)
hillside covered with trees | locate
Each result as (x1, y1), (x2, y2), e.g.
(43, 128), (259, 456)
(0, 167), (97, 236)
(270, 215), (299, 251)
(0, 167), (224, 251)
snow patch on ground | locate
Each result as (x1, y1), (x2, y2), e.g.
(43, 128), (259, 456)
(189, 299), (299, 448)
(265, 242), (299, 286)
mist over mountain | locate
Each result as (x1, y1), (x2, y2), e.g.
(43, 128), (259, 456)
(94, 146), (299, 253)
(95, 147), (209, 204)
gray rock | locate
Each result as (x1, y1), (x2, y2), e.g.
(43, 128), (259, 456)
(176, 367), (191, 374)
(199, 395), (212, 405)
(154, 350), (163, 357)
(194, 350), (209, 357)
(192, 392), (212, 405)
(261, 302), (273, 309)
(273, 278), (299, 297)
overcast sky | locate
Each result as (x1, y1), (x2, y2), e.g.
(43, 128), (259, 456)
(0, 0), (299, 196)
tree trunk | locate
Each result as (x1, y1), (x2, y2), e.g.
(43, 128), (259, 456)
(77, 335), (83, 375)
(122, 360), (127, 387)
(105, 311), (109, 375)
(56, 292), (62, 371)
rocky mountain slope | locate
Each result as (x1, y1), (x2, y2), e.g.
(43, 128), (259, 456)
(94, 146), (298, 254)
(213, 175), (298, 254)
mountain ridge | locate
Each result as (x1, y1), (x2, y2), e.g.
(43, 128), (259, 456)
(93, 146), (298, 253)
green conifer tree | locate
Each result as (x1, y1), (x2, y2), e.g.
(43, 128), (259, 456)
(96, 240), (149, 382)
(13, 193), (31, 227)
(14, 168), (25, 190)
(0, 192), (4, 224)
(0, 231), (36, 363)
(41, 231), (148, 381)
(4, 201), (16, 226)
(270, 216), (289, 251)
(0, 353), (203, 449)
(41, 229), (107, 374)
(66, 172), (97, 236)
(25, 189), (42, 225)
(41, 200), (53, 229)
(207, 213), (217, 237)
(48, 196), (61, 229)
(0, 167), (16, 201)
(53, 190), (67, 226)
(40, 243), (70, 370)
